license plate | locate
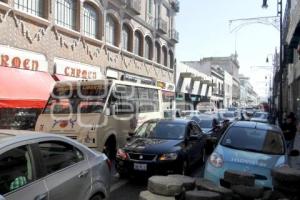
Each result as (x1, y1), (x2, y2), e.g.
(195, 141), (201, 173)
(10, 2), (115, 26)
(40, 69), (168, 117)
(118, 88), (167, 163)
(133, 163), (147, 171)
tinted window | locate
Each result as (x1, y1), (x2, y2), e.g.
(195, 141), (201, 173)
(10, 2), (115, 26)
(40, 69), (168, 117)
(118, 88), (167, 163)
(38, 141), (84, 175)
(221, 127), (284, 155)
(135, 121), (186, 140)
(0, 145), (33, 195)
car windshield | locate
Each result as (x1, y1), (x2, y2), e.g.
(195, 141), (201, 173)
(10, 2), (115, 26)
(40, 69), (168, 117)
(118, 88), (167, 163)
(221, 127), (285, 155)
(253, 113), (268, 119)
(135, 121), (186, 140)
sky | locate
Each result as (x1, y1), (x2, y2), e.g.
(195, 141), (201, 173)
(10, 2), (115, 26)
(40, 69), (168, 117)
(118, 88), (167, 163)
(176, 0), (284, 100)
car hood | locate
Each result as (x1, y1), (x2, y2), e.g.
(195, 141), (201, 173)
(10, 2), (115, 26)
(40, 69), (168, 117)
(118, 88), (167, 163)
(216, 145), (287, 169)
(124, 138), (183, 154)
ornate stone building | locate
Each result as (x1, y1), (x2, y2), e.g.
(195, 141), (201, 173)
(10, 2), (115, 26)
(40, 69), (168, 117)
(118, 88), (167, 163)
(0, 0), (179, 128)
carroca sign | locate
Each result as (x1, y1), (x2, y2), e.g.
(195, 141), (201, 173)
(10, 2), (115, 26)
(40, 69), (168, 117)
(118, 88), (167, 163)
(0, 45), (48, 72)
(54, 57), (103, 80)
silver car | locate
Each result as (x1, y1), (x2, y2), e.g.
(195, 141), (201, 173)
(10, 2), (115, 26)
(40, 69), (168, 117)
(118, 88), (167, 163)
(0, 130), (111, 200)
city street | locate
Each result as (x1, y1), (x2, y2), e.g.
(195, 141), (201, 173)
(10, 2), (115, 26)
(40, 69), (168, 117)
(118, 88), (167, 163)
(109, 160), (206, 200)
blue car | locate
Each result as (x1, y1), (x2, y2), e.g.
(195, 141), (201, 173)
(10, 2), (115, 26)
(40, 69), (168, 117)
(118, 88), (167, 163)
(204, 121), (287, 189)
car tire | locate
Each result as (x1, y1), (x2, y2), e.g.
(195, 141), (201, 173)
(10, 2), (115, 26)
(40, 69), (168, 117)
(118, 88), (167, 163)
(90, 194), (102, 200)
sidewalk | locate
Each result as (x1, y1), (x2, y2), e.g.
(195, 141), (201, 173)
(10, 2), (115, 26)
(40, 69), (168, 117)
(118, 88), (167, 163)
(289, 132), (300, 169)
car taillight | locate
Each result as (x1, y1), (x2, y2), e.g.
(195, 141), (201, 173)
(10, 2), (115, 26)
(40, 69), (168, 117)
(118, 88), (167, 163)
(106, 159), (112, 171)
(116, 149), (129, 160)
(209, 152), (224, 168)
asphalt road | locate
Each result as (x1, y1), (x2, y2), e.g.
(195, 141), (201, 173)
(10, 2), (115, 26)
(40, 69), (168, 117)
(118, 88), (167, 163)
(109, 160), (206, 200)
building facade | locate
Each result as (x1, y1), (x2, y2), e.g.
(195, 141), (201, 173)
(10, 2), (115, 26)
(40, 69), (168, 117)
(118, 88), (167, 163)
(239, 74), (258, 107)
(176, 62), (212, 110)
(278, 0), (300, 120)
(0, 0), (179, 128)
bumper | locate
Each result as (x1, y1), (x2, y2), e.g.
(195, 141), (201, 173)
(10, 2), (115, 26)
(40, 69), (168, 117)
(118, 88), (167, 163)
(204, 162), (273, 188)
(116, 158), (183, 176)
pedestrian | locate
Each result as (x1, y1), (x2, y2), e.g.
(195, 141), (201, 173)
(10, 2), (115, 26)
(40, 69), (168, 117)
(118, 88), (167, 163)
(282, 112), (297, 154)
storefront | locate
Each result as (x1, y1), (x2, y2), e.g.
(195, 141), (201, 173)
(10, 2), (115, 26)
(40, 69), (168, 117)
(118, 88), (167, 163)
(0, 45), (55, 129)
(157, 81), (175, 110)
(53, 57), (104, 81)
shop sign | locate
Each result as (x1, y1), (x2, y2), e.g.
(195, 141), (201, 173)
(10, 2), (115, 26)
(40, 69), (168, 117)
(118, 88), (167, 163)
(157, 81), (175, 92)
(54, 57), (103, 79)
(0, 45), (48, 72)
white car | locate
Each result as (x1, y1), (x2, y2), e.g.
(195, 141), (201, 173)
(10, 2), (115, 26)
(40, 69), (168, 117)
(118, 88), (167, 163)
(181, 110), (201, 117)
(251, 112), (269, 123)
(0, 130), (111, 200)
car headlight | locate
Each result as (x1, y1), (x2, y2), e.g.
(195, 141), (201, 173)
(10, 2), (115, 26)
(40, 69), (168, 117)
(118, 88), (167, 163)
(116, 149), (129, 160)
(209, 152), (224, 168)
(159, 153), (178, 161)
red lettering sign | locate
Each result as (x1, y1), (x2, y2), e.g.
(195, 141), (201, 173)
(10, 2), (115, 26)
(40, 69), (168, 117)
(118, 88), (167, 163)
(12, 57), (21, 68)
(1, 55), (9, 67)
(23, 59), (30, 70)
(64, 67), (70, 76)
(32, 60), (39, 71)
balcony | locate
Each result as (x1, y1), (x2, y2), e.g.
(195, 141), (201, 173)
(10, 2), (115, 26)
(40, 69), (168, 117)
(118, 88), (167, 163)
(127, 0), (141, 15)
(156, 18), (168, 34)
(286, 0), (300, 45)
(170, 29), (179, 42)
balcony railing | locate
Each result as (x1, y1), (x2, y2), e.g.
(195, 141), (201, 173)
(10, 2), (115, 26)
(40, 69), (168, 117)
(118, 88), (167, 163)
(170, 29), (179, 42)
(127, 0), (141, 15)
(156, 18), (168, 34)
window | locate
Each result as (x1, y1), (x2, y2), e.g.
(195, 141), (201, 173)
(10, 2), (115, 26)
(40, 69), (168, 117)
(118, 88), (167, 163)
(106, 15), (116, 45)
(55, 0), (77, 30)
(83, 3), (98, 38)
(155, 42), (161, 63)
(134, 31), (143, 56)
(145, 36), (153, 60)
(147, 0), (153, 16)
(169, 50), (174, 69)
(162, 46), (168, 66)
(38, 141), (84, 175)
(0, 145), (33, 195)
(138, 88), (159, 113)
(111, 85), (137, 114)
(14, 0), (44, 17)
(122, 24), (131, 51)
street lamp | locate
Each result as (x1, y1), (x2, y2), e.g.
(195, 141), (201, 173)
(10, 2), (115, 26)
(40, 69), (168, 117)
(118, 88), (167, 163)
(261, 0), (283, 126)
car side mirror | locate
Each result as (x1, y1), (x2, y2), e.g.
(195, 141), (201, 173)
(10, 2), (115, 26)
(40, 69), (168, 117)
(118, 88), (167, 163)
(289, 149), (299, 157)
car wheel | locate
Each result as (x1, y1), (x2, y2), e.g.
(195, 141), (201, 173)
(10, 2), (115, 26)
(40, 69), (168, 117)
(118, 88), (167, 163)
(182, 160), (189, 175)
(90, 194), (102, 200)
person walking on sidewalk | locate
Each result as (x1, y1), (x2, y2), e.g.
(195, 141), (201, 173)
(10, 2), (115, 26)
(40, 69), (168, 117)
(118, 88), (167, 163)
(282, 112), (297, 153)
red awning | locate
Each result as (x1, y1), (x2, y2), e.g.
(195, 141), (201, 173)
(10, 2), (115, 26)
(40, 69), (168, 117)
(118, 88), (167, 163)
(0, 67), (55, 108)
(53, 74), (83, 81)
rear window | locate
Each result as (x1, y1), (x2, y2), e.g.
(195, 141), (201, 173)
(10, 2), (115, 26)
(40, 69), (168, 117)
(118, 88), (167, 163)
(221, 127), (284, 155)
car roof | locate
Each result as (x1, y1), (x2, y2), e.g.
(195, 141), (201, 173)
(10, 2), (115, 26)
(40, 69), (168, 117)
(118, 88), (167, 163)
(146, 118), (191, 125)
(0, 129), (69, 148)
(230, 121), (281, 132)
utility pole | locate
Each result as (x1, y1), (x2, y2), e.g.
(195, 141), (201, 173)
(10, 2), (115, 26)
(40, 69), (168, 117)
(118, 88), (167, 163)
(262, 0), (283, 126)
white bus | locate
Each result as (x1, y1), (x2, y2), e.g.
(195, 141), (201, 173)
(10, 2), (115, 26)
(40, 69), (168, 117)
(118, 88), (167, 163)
(35, 79), (163, 157)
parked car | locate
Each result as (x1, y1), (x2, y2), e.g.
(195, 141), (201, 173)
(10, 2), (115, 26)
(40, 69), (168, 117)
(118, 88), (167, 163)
(163, 109), (182, 119)
(204, 121), (288, 189)
(181, 110), (201, 118)
(0, 130), (111, 200)
(189, 114), (220, 135)
(115, 119), (207, 176)
(250, 112), (269, 123)
(217, 111), (237, 123)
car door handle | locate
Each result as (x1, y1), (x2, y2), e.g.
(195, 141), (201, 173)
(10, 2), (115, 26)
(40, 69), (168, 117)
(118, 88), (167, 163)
(35, 193), (47, 200)
(78, 170), (89, 178)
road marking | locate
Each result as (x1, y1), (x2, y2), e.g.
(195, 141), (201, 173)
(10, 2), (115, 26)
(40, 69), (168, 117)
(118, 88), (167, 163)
(110, 179), (128, 192)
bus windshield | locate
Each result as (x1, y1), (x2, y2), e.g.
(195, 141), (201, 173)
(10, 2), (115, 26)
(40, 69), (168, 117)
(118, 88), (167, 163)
(43, 82), (111, 114)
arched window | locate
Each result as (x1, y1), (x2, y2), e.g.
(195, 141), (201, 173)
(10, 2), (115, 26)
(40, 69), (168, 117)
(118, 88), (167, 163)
(145, 36), (153, 60)
(162, 46), (168, 66)
(15, 0), (44, 17)
(106, 15), (117, 46)
(83, 3), (98, 38)
(122, 24), (132, 52)
(134, 31), (143, 57)
(155, 42), (161, 64)
(169, 50), (174, 69)
(55, 0), (77, 30)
